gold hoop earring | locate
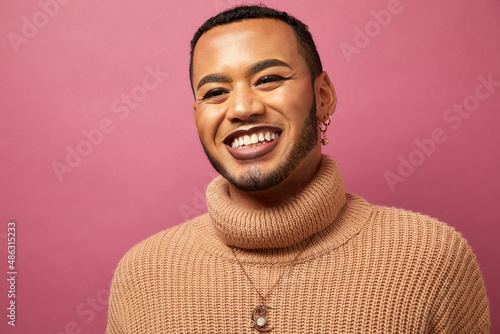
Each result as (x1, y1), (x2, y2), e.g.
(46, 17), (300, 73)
(319, 115), (332, 146)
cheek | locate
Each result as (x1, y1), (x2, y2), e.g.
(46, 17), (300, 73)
(264, 81), (314, 120)
(194, 105), (225, 142)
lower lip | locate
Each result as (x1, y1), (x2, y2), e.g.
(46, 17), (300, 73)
(225, 137), (280, 160)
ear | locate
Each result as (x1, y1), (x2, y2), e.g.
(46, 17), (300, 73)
(314, 72), (337, 122)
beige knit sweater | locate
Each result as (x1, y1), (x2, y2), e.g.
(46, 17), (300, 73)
(106, 156), (490, 333)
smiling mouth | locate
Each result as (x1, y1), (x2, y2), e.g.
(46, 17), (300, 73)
(226, 128), (281, 149)
(223, 127), (282, 160)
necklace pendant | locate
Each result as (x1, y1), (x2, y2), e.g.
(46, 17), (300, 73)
(250, 304), (273, 332)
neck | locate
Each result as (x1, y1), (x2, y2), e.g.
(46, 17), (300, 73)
(228, 152), (322, 210)
(206, 154), (348, 249)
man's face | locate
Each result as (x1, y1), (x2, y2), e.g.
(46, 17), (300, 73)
(191, 18), (320, 192)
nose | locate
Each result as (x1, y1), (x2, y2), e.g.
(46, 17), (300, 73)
(226, 85), (265, 122)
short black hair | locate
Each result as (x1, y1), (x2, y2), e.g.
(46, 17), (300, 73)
(189, 5), (323, 91)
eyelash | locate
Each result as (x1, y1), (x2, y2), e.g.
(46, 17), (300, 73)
(201, 75), (290, 101)
(256, 75), (289, 85)
(202, 88), (227, 100)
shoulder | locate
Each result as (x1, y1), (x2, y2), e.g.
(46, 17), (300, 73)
(344, 195), (466, 251)
(106, 213), (212, 331)
(355, 203), (490, 331)
(368, 205), (486, 297)
(363, 204), (483, 277)
(367, 208), (490, 332)
(112, 213), (210, 282)
(370, 204), (464, 243)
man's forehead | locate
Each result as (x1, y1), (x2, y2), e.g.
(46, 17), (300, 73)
(192, 18), (300, 76)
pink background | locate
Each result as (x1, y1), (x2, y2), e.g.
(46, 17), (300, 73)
(1, 0), (499, 332)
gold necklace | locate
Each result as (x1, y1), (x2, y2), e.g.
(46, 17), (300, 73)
(230, 239), (311, 332)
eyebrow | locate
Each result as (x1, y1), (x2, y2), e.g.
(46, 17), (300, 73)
(196, 58), (292, 91)
(196, 74), (231, 91)
(245, 58), (292, 77)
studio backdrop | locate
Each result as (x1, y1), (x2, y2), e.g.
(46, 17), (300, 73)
(1, 0), (499, 332)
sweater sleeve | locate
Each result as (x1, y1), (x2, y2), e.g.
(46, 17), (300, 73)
(427, 232), (490, 333)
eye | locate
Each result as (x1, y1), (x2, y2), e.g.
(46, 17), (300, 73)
(255, 75), (289, 86)
(201, 88), (228, 101)
(257, 75), (287, 85)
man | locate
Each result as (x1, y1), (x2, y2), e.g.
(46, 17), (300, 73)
(107, 5), (489, 333)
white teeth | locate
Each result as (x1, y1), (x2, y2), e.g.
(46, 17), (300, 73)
(231, 130), (280, 149)
(251, 134), (258, 144)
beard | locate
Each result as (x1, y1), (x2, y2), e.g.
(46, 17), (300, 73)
(201, 98), (318, 192)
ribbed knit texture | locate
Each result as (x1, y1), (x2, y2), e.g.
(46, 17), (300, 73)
(107, 156), (490, 333)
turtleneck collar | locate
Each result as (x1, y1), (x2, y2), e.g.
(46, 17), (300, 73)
(206, 155), (347, 249)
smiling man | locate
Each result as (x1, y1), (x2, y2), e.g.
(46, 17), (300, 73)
(192, 17), (333, 210)
(106, 5), (489, 333)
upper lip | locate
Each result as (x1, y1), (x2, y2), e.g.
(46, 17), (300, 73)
(223, 125), (282, 145)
